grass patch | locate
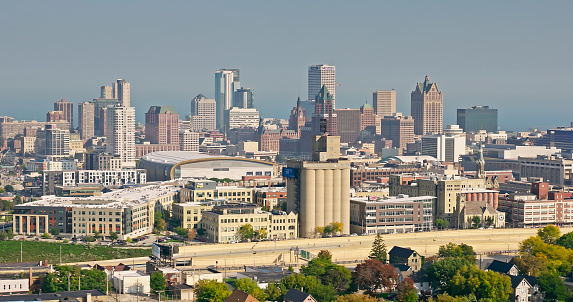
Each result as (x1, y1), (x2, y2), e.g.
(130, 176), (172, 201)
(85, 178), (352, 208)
(163, 239), (184, 243)
(0, 240), (150, 264)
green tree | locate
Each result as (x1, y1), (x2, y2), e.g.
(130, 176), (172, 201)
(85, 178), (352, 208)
(438, 242), (476, 262)
(174, 227), (188, 237)
(13, 195), (21, 204)
(471, 216), (481, 228)
(428, 293), (477, 302)
(519, 235), (573, 276)
(426, 257), (473, 291)
(510, 255), (547, 277)
(0, 231), (7, 241)
(317, 250), (333, 262)
(556, 231), (573, 249)
(238, 224), (255, 241)
(538, 272), (570, 301)
(301, 254), (351, 294)
(538, 224), (560, 244)
(195, 279), (231, 302)
(109, 231), (119, 241)
(126, 237), (133, 243)
(43, 266), (107, 292)
(265, 282), (282, 301)
(235, 278), (267, 301)
(50, 228), (60, 236)
(85, 236), (95, 242)
(6, 228), (14, 239)
(435, 218), (449, 230)
(396, 277), (418, 302)
(4, 185), (14, 192)
(335, 294), (380, 302)
(353, 259), (398, 296)
(150, 271), (166, 293)
(368, 234), (387, 263)
(484, 216), (494, 228)
(449, 265), (512, 301)
(154, 211), (166, 231)
(42, 232), (51, 239)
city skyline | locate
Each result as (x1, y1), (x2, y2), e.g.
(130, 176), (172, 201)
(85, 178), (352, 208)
(1, 1), (572, 131)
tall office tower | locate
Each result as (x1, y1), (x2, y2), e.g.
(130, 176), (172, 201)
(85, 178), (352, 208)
(288, 97), (307, 136)
(78, 102), (95, 139)
(92, 98), (120, 135)
(44, 124), (70, 157)
(190, 94), (217, 131)
(334, 108), (361, 143)
(421, 131), (466, 162)
(145, 106), (180, 144)
(54, 99), (74, 131)
(411, 76), (443, 135)
(116, 79), (130, 107)
(224, 107), (259, 131)
(215, 69), (240, 130)
(457, 106), (498, 133)
(360, 103), (376, 132)
(312, 86), (337, 135)
(285, 134), (350, 237)
(106, 106), (136, 168)
(233, 88), (254, 109)
(179, 130), (199, 151)
(101, 86), (114, 99)
(46, 111), (66, 122)
(381, 113), (415, 150)
(372, 90), (396, 116)
(308, 65), (336, 106)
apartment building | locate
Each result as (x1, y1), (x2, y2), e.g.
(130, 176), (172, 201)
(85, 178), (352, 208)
(254, 187), (287, 210)
(171, 201), (219, 230)
(180, 180), (253, 203)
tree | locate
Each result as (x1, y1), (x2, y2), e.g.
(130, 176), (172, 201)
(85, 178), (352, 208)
(235, 278), (267, 301)
(126, 237), (133, 243)
(0, 231), (7, 241)
(50, 228), (60, 236)
(150, 271), (166, 293)
(471, 216), (481, 228)
(174, 227), (188, 237)
(510, 255), (547, 277)
(396, 277), (418, 302)
(187, 229), (197, 241)
(42, 232), (51, 239)
(353, 259), (398, 296)
(538, 272), (570, 301)
(279, 273), (338, 302)
(4, 185), (14, 192)
(537, 224), (560, 244)
(93, 231), (102, 239)
(13, 195), (21, 204)
(254, 228), (268, 240)
(315, 226), (325, 235)
(85, 236), (95, 242)
(519, 235), (573, 276)
(301, 253), (351, 294)
(317, 250), (333, 262)
(6, 228), (14, 239)
(368, 233), (387, 263)
(428, 293), (477, 302)
(195, 279), (231, 302)
(265, 282), (282, 301)
(335, 294), (380, 302)
(449, 265), (512, 301)
(109, 231), (118, 241)
(238, 224), (255, 241)
(154, 212), (166, 231)
(330, 222), (343, 234)
(484, 216), (494, 228)
(426, 257), (474, 291)
(438, 242), (476, 262)
(43, 266), (107, 292)
(556, 231), (573, 249)
(435, 218), (449, 230)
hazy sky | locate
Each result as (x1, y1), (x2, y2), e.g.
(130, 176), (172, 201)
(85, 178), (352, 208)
(1, 1), (572, 131)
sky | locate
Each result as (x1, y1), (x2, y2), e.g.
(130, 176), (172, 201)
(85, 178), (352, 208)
(0, 1), (572, 131)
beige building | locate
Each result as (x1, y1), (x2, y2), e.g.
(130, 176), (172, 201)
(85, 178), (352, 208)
(172, 201), (218, 230)
(180, 185), (253, 203)
(411, 76), (443, 135)
(78, 102), (95, 139)
(381, 113), (415, 150)
(201, 203), (298, 243)
(20, 136), (36, 155)
(373, 90), (396, 116)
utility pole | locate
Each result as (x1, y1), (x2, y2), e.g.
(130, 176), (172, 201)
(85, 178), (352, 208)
(20, 241), (22, 262)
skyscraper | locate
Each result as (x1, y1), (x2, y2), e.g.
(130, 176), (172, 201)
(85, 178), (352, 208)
(308, 65), (336, 105)
(101, 85), (114, 99)
(312, 85), (337, 135)
(373, 90), (396, 116)
(44, 124), (70, 157)
(54, 99), (74, 131)
(116, 79), (130, 107)
(288, 97), (307, 136)
(190, 94), (217, 131)
(78, 102), (95, 139)
(106, 106), (135, 168)
(215, 69), (240, 130)
(411, 76), (443, 135)
(334, 108), (361, 143)
(457, 106), (498, 133)
(145, 106), (179, 145)
(233, 87), (254, 109)
(381, 113), (415, 150)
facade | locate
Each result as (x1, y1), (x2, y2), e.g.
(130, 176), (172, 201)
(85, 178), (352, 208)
(519, 156), (573, 185)
(145, 106), (179, 145)
(179, 130), (199, 151)
(215, 69), (240, 130)
(180, 181), (254, 203)
(201, 203), (298, 242)
(457, 106), (498, 133)
(256, 128), (297, 152)
(255, 187), (287, 210)
(311, 85), (337, 136)
(0, 117), (69, 140)
(54, 98), (74, 131)
(0, 279), (29, 295)
(350, 195), (434, 235)
(411, 76), (443, 135)
(135, 143), (180, 158)
(360, 103), (378, 134)
(106, 106), (136, 168)
(46, 110), (66, 122)
(308, 64), (336, 105)
(421, 132), (466, 162)
(234, 87), (254, 109)
(42, 169), (147, 195)
(381, 113), (415, 150)
(388, 246), (424, 271)
(172, 201), (218, 230)
(334, 108), (361, 143)
(288, 97), (307, 136)
(191, 94), (216, 131)
(116, 79), (130, 107)
(91, 98), (120, 135)
(13, 184), (177, 238)
(350, 164), (421, 187)
(44, 125), (70, 157)
(373, 90), (396, 116)
(78, 102), (95, 139)
(225, 107), (260, 131)
(112, 271), (150, 294)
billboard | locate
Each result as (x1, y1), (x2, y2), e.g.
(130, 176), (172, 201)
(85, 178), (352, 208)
(282, 167), (296, 178)
(152, 243), (173, 260)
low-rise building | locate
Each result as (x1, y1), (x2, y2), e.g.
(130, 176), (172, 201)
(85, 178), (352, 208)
(180, 180), (254, 203)
(388, 246), (423, 271)
(42, 169), (147, 195)
(112, 271), (150, 294)
(254, 187), (287, 210)
(0, 279), (29, 295)
(172, 201), (220, 230)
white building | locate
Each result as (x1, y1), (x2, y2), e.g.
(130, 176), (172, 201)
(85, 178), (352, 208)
(372, 90), (396, 116)
(467, 130), (508, 144)
(191, 94), (216, 131)
(116, 79), (130, 107)
(308, 64), (336, 105)
(421, 132), (466, 162)
(112, 271), (150, 294)
(215, 69), (240, 130)
(225, 107), (259, 130)
(484, 144), (560, 160)
(0, 279), (28, 294)
(106, 106), (136, 168)
(45, 125), (70, 157)
(179, 130), (199, 152)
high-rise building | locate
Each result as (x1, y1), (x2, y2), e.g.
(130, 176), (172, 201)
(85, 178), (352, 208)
(411, 76), (443, 135)
(91, 98), (120, 136)
(233, 88), (254, 109)
(373, 90), (396, 116)
(54, 99), (74, 131)
(457, 106), (498, 133)
(360, 103), (377, 133)
(334, 108), (361, 143)
(44, 124), (70, 157)
(312, 86), (337, 135)
(190, 94), (217, 132)
(179, 130), (199, 152)
(288, 97), (307, 136)
(145, 106), (179, 145)
(421, 132), (466, 162)
(215, 69), (240, 130)
(381, 113), (415, 150)
(285, 134), (350, 237)
(101, 86), (114, 99)
(116, 79), (130, 107)
(308, 64), (336, 106)
(106, 106), (136, 168)
(224, 107), (259, 131)
(46, 111), (66, 123)
(78, 102), (95, 139)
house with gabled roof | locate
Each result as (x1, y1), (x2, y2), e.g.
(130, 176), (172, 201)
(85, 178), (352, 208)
(226, 289), (260, 302)
(284, 288), (316, 302)
(486, 260), (519, 276)
(388, 246), (423, 271)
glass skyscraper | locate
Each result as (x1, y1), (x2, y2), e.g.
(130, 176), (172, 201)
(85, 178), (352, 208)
(457, 106), (498, 133)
